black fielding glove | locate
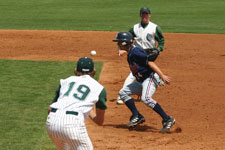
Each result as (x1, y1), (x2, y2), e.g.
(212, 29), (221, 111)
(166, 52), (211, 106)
(144, 48), (160, 61)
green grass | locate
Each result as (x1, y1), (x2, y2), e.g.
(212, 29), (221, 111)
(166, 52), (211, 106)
(0, 59), (103, 150)
(0, 0), (224, 33)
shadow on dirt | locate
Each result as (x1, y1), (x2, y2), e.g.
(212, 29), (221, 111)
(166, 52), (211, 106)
(104, 123), (158, 132)
(104, 124), (182, 134)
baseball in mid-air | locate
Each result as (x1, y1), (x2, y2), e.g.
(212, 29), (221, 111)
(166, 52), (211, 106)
(90, 50), (96, 56)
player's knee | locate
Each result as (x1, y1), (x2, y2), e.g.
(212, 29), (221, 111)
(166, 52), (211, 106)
(119, 89), (130, 102)
(119, 89), (126, 98)
(141, 95), (152, 103)
(141, 97), (157, 109)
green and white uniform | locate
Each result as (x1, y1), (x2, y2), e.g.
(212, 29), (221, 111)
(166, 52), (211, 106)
(129, 21), (164, 51)
(46, 75), (107, 150)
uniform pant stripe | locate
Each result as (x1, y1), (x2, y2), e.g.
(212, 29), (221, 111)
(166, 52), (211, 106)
(145, 74), (154, 100)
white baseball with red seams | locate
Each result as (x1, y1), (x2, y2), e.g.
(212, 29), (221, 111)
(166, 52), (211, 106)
(90, 50), (96, 56)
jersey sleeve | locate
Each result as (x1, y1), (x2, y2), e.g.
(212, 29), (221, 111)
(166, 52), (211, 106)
(155, 26), (165, 51)
(96, 87), (107, 110)
(52, 84), (61, 103)
(128, 27), (136, 38)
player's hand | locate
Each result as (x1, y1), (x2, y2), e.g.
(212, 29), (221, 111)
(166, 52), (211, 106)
(89, 108), (96, 121)
(118, 50), (127, 56)
(162, 75), (171, 85)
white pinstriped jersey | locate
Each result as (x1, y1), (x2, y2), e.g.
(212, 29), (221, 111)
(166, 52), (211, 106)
(50, 75), (104, 119)
(46, 75), (106, 150)
(133, 21), (157, 49)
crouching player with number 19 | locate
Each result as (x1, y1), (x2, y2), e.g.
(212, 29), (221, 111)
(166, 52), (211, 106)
(46, 57), (107, 150)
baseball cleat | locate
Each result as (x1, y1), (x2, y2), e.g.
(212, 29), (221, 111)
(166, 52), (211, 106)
(116, 97), (124, 105)
(160, 116), (175, 133)
(127, 114), (145, 128)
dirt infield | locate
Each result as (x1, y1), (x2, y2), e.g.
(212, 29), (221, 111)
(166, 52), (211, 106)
(1, 30), (225, 150)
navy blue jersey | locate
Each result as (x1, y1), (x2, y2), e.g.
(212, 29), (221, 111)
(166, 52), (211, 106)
(127, 46), (154, 82)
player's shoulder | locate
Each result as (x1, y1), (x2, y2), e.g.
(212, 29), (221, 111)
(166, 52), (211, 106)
(82, 75), (104, 88)
(133, 22), (142, 28)
(148, 21), (158, 27)
(131, 46), (147, 56)
(59, 76), (71, 82)
(60, 75), (90, 83)
(61, 75), (104, 89)
(132, 46), (142, 51)
(61, 75), (76, 81)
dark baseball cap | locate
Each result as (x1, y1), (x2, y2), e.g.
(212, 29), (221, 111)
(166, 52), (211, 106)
(140, 7), (151, 14)
(77, 57), (94, 73)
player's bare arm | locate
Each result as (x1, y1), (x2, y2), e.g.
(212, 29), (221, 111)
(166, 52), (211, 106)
(148, 61), (171, 84)
(89, 87), (107, 125)
(95, 109), (105, 126)
(89, 108), (96, 120)
(89, 108), (105, 126)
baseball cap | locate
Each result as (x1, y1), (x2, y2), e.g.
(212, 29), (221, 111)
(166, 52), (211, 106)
(77, 57), (94, 73)
(140, 7), (151, 14)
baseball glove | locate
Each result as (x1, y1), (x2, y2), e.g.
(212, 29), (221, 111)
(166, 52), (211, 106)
(144, 48), (160, 61)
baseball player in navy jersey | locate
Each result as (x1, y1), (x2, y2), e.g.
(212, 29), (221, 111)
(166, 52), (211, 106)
(113, 31), (175, 133)
(117, 6), (165, 105)
(46, 57), (107, 150)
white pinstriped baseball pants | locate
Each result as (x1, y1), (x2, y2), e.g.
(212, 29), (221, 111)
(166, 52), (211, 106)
(46, 110), (93, 150)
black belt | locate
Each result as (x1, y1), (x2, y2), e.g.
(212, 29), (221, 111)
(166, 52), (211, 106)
(50, 108), (78, 116)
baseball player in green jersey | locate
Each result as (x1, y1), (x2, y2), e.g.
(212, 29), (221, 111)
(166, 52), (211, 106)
(117, 6), (165, 104)
(46, 57), (107, 150)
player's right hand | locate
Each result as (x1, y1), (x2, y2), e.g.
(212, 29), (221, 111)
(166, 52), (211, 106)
(162, 75), (171, 85)
(119, 50), (127, 56)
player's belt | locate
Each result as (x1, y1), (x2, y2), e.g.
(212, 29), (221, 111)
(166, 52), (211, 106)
(50, 108), (78, 116)
(50, 108), (57, 112)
